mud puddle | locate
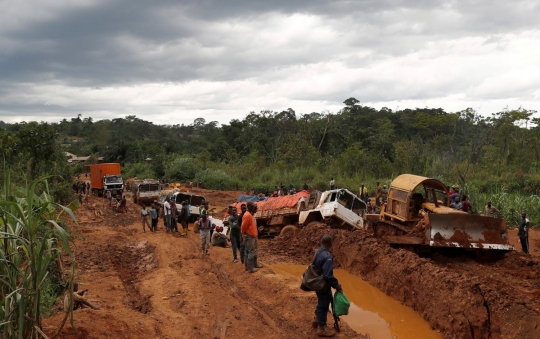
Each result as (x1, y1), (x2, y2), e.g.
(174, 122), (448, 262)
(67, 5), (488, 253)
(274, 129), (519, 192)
(272, 264), (441, 339)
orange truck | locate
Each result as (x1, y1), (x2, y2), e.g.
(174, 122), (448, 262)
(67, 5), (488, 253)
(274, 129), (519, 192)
(89, 163), (123, 197)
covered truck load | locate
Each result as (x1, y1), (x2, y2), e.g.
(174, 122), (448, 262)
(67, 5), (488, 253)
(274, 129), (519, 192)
(231, 191), (310, 237)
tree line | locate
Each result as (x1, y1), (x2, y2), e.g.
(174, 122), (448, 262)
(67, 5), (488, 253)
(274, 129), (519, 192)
(1, 98), (539, 220)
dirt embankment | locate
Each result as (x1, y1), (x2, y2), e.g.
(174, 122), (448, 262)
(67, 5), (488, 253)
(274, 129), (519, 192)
(44, 195), (366, 339)
(262, 223), (540, 339)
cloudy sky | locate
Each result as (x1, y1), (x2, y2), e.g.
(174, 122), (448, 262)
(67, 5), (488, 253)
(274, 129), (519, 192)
(1, 0), (539, 125)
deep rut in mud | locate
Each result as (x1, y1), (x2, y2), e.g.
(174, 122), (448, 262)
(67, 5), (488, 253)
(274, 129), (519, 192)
(263, 222), (540, 339)
(108, 240), (157, 314)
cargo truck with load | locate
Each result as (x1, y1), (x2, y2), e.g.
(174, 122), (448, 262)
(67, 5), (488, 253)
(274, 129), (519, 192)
(90, 163), (123, 197)
(230, 188), (366, 237)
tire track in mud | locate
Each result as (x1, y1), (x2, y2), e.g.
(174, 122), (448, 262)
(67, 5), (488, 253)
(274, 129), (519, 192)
(183, 233), (286, 337)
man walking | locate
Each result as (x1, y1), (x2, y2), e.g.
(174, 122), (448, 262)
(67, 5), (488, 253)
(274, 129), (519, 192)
(163, 197), (172, 233)
(519, 211), (530, 254)
(229, 207), (243, 263)
(140, 204), (149, 233)
(198, 213), (212, 255)
(312, 235), (342, 337)
(241, 202), (263, 273)
(330, 178), (335, 190)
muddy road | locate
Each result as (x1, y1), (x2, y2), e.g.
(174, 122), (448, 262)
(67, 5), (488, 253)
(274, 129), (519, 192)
(43, 189), (540, 339)
(44, 194), (364, 339)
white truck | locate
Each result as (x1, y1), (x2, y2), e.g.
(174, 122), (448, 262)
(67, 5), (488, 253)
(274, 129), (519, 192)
(131, 179), (161, 204)
(298, 189), (366, 230)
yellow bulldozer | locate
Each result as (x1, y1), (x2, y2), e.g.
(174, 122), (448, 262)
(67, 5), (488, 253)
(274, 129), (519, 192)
(364, 174), (514, 251)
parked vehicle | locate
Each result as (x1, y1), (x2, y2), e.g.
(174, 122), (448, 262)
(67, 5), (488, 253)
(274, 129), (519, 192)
(131, 179), (161, 204)
(89, 163), (123, 197)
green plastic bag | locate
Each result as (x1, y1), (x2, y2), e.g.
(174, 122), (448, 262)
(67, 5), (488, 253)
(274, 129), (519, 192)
(333, 291), (350, 316)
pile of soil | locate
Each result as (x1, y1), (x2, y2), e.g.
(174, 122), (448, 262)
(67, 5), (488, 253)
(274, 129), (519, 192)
(262, 222), (540, 339)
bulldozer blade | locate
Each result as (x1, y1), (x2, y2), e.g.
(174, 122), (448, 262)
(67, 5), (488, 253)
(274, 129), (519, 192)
(426, 214), (514, 251)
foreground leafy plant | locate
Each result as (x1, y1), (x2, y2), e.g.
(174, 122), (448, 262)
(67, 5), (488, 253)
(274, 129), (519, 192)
(0, 176), (76, 339)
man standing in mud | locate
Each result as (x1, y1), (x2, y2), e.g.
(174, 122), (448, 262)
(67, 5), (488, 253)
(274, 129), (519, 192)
(164, 196), (172, 233)
(312, 234), (342, 337)
(179, 201), (189, 236)
(198, 213), (212, 255)
(238, 204), (248, 266)
(241, 202), (263, 273)
(519, 211), (530, 254)
(229, 207), (243, 263)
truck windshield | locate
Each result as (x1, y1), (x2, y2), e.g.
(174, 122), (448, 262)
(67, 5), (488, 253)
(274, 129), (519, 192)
(139, 184), (160, 192)
(104, 175), (122, 184)
(337, 190), (354, 209)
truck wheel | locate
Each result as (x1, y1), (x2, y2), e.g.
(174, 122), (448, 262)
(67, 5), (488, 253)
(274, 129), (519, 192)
(280, 225), (298, 237)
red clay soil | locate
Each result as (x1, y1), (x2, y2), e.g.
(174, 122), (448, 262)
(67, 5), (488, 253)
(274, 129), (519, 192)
(262, 223), (540, 339)
(43, 195), (366, 339)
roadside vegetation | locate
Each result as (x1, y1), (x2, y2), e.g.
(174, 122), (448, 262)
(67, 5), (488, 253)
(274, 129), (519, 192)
(2, 98), (539, 225)
(0, 177), (76, 338)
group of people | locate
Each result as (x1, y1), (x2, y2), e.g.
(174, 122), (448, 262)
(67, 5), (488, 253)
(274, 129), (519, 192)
(271, 183), (307, 197)
(208, 203), (263, 273)
(140, 198), (191, 234)
(73, 181), (90, 195)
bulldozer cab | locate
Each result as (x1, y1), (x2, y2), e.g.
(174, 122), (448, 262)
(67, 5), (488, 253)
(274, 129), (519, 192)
(384, 174), (513, 251)
(385, 174), (450, 224)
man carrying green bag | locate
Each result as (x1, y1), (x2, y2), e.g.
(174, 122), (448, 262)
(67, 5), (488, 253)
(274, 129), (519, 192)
(310, 234), (343, 337)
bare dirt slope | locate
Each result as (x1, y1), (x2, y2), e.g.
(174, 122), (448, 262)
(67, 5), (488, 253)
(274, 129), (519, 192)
(263, 223), (540, 339)
(44, 195), (364, 339)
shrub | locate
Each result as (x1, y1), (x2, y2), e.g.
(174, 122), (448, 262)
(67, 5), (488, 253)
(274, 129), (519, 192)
(165, 157), (200, 182)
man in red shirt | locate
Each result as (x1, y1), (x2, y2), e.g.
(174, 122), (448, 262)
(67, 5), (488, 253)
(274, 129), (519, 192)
(241, 202), (263, 273)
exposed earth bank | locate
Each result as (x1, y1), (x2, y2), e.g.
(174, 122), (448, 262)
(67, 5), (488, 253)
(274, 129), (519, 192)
(262, 222), (540, 339)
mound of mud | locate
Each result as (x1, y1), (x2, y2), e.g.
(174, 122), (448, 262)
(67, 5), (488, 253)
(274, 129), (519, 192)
(263, 222), (540, 339)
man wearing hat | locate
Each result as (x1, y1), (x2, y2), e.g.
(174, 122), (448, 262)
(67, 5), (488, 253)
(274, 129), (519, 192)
(211, 225), (229, 247)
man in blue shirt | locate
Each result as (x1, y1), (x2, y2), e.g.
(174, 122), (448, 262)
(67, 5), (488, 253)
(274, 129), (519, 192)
(312, 234), (342, 337)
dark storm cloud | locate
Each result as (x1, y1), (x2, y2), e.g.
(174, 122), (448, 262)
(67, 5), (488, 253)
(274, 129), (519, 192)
(0, 0), (539, 123)
(1, 0), (538, 87)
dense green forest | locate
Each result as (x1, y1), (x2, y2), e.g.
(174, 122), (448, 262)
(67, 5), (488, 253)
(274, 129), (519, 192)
(1, 98), (539, 225)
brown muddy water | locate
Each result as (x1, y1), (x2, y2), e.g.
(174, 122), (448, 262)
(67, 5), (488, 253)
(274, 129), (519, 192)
(272, 264), (441, 339)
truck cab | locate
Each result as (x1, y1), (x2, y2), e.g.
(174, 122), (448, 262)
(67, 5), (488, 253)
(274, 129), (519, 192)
(132, 179), (161, 204)
(103, 174), (123, 197)
(299, 188), (366, 230)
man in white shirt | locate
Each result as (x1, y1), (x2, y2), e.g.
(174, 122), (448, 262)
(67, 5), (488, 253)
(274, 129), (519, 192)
(163, 197), (172, 233)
